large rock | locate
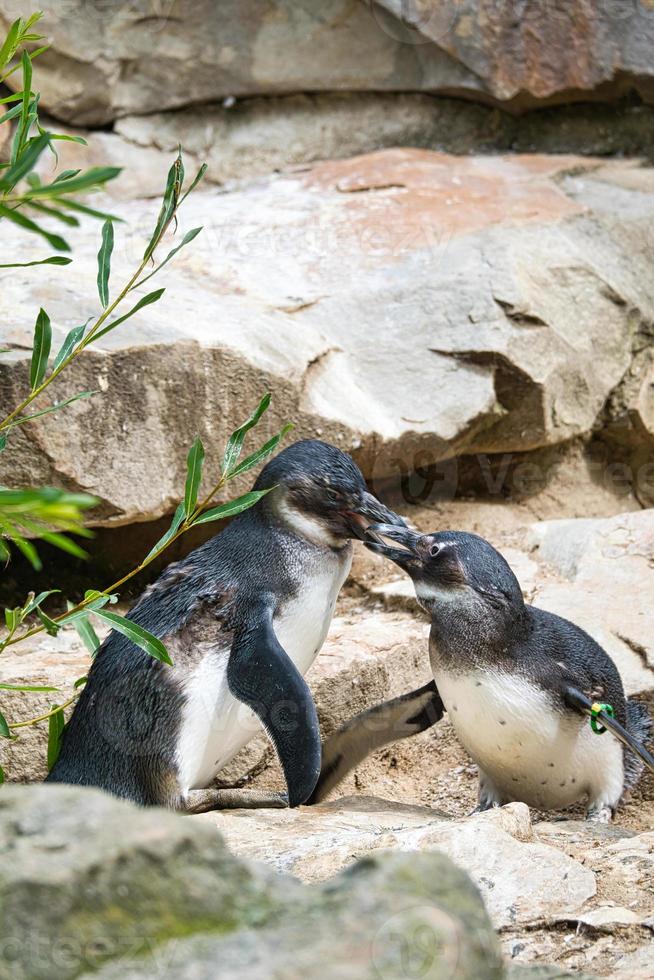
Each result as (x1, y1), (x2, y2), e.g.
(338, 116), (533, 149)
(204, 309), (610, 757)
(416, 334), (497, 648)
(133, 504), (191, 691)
(3, 1), (654, 124)
(2, 150), (654, 526)
(0, 784), (503, 980)
(205, 797), (597, 929)
(529, 509), (654, 690)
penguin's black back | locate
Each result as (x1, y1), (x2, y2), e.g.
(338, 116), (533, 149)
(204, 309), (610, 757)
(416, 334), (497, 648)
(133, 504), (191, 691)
(46, 502), (308, 803)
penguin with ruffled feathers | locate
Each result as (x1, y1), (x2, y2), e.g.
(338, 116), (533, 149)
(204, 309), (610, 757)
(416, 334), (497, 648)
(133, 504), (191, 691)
(47, 440), (406, 812)
(313, 527), (653, 822)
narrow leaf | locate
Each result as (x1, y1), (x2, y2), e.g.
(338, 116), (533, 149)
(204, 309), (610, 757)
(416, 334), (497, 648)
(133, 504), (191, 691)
(29, 307), (51, 390)
(23, 589), (60, 616)
(145, 501), (185, 561)
(0, 765), (4, 783)
(39, 531), (89, 560)
(143, 152), (182, 260)
(92, 609), (172, 666)
(26, 166), (121, 198)
(96, 219), (113, 307)
(52, 319), (91, 372)
(8, 390), (97, 428)
(92, 289), (165, 341)
(26, 201), (80, 226)
(0, 203), (71, 251)
(180, 162), (208, 204)
(193, 489), (271, 526)
(58, 199), (122, 222)
(36, 608), (59, 636)
(1, 130), (48, 190)
(229, 425), (294, 480)
(0, 256), (71, 269)
(0, 19), (21, 71)
(222, 394), (271, 476)
(71, 613), (101, 657)
(47, 705), (65, 769)
(134, 226), (202, 288)
(0, 682), (59, 692)
(184, 437), (205, 518)
(74, 675), (88, 689)
(0, 709), (9, 738)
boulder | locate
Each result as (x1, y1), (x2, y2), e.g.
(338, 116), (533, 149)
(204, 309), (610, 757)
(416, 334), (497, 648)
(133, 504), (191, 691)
(204, 797), (597, 930)
(529, 509), (654, 690)
(4, 2), (654, 124)
(2, 150), (654, 526)
(0, 784), (503, 980)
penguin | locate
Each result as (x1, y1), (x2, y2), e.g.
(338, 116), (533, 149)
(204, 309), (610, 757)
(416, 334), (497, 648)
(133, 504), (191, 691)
(312, 526), (653, 822)
(46, 440), (405, 813)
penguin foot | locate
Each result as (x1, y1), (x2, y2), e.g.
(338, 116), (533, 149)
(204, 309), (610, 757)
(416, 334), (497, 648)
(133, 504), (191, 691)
(182, 789), (289, 813)
(585, 803), (614, 824)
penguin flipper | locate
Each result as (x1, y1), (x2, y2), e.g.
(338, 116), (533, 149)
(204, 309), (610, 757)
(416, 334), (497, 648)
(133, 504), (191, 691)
(227, 606), (321, 807)
(308, 680), (444, 804)
(564, 685), (654, 776)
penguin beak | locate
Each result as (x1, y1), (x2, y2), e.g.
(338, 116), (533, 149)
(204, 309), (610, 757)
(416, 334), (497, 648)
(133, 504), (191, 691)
(364, 523), (423, 568)
(345, 492), (406, 542)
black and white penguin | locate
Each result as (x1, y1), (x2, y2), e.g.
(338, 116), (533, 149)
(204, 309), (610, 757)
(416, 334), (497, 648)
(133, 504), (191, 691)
(313, 527), (653, 822)
(47, 440), (405, 812)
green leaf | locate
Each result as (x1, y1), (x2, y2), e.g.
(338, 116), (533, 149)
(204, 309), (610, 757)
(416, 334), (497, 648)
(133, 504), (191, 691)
(29, 307), (51, 390)
(73, 675), (88, 689)
(26, 201), (80, 226)
(92, 609), (172, 666)
(8, 390), (97, 428)
(58, 199), (122, 222)
(0, 709), (9, 738)
(0, 101), (23, 124)
(48, 133), (87, 146)
(0, 764), (4, 784)
(25, 166), (121, 198)
(0, 435), (6, 454)
(92, 289), (165, 341)
(36, 608), (59, 636)
(71, 612), (101, 657)
(39, 531), (89, 560)
(12, 51), (33, 164)
(0, 255), (71, 269)
(23, 589), (60, 617)
(0, 682), (59, 692)
(184, 437), (205, 518)
(54, 169), (81, 183)
(96, 219), (114, 308)
(193, 489), (271, 526)
(4, 607), (19, 632)
(180, 162), (208, 205)
(145, 500), (185, 561)
(1, 130), (48, 190)
(0, 19), (21, 71)
(222, 393), (271, 476)
(52, 319), (91, 372)
(134, 226), (202, 289)
(9, 534), (40, 570)
(229, 425), (294, 480)
(0, 203), (71, 252)
(47, 705), (65, 770)
(143, 151), (183, 261)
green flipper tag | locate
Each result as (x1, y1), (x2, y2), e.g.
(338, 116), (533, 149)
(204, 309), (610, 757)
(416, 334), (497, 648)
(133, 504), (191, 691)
(590, 701), (614, 734)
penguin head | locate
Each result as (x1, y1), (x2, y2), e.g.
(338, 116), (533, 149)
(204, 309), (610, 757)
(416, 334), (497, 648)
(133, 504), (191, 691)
(254, 439), (405, 546)
(367, 526), (524, 622)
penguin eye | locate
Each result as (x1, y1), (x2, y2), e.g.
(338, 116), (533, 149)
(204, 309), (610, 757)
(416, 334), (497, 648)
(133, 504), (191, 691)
(429, 543), (443, 558)
(326, 487), (342, 503)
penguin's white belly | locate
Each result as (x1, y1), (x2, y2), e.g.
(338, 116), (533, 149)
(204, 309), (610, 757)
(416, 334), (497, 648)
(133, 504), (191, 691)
(176, 554), (350, 794)
(434, 668), (624, 810)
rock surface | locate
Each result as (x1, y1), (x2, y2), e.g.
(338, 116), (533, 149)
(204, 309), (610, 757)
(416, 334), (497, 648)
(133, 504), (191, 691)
(4, 1), (654, 123)
(0, 784), (503, 980)
(205, 797), (597, 929)
(2, 150), (654, 526)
